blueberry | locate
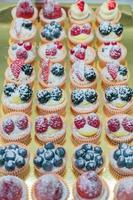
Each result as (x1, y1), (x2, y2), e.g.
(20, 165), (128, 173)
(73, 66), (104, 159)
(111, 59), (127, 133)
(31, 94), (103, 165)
(94, 146), (103, 155)
(42, 30), (53, 40)
(53, 156), (63, 167)
(0, 155), (4, 166)
(52, 29), (61, 38)
(82, 144), (93, 151)
(18, 148), (27, 158)
(117, 156), (125, 168)
(4, 151), (16, 161)
(85, 89), (97, 103)
(119, 86), (133, 102)
(105, 87), (118, 102)
(55, 147), (65, 158)
(75, 158), (85, 169)
(113, 24), (123, 36)
(42, 161), (53, 171)
(15, 157), (25, 168)
(123, 148), (133, 157)
(22, 64), (33, 76)
(125, 157), (133, 169)
(37, 90), (51, 104)
(4, 83), (17, 97)
(86, 161), (97, 171)
(118, 66), (127, 76)
(8, 144), (18, 150)
(5, 160), (15, 171)
(51, 64), (64, 77)
(22, 22), (32, 30)
(19, 84), (32, 102)
(95, 155), (104, 167)
(84, 69), (96, 82)
(51, 87), (62, 101)
(99, 22), (112, 36)
(119, 143), (128, 150)
(84, 153), (91, 161)
(45, 142), (55, 150)
(75, 149), (85, 159)
(37, 148), (44, 156)
(71, 89), (84, 105)
(0, 147), (6, 155)
(34, 156), (43, 168)
(85, 152), (94, 160)
(113, 149), (121, 160)
(44, 150), (54, 160)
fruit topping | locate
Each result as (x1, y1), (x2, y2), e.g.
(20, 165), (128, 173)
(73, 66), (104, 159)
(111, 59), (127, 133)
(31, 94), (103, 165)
(108, 0), (116, 10)
(35, 116), (49, 133)
(118, 65), (128, 76)
(22, 20), (32, 30)
(75, 49), (85, 60)
(107, 63), (119, 80)
(110, 46), (122, 59)
(4, 83), (17, 97)
(85, 89), (98, 103)
(16, 0), (34, 19)
(122, 117), (133, 132)
(71, 89), (84, 105)
(84, 67), (96, 82)
(81, 24), (91, 34)
(77, 0), (85, 11)
(51, 87), (62, 101)
(119, 86), (133, 102)
(46, 45), (57, 57)
(99, 22), (112, 35)
(105, 87), (118, 102)
(54, 41), (63, 49)
(87, 113), (100, 128)
(43, 0), (62, 19)
(18, 84), (32, 102)
(37, 90), (51, 104)
(113, 23), (123, 36)
(21, 63), (33, 76)
(74, 115), (86, 129)
(10, 59), (24, 79)
(16, 49), (28, 60)
(71, 25), (81, 36)
(49, 114), (63, 129)
(2, 119), (15, 134)
(16, 115), (28, 130)
(24, 42), (32, 51)
(107, 118), (120, 132)
(51, 63), (64, 76)
(41, 59), (50, 82)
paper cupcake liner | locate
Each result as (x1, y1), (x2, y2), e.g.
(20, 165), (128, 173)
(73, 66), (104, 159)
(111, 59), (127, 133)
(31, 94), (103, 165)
(71, 102), (99, 115)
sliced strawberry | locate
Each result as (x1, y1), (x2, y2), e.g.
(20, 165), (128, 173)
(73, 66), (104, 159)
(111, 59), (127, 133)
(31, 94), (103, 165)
(108, 0), (116, 10)
(77, 0), (85, 12)
(107, 118), (120, 132)
(87, 114), (100, 128)
(107, 63), (118, 80)
(74, 115), (86, 129)
(49, 114), (63, 129)
(41, 59), (50, 82)
(10, 59), (24, 79)
(122, 117), (133, 132)
(71, 25), (81, 36)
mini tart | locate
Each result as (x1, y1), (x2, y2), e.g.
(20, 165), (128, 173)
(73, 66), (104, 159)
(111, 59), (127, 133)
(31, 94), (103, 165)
(2, 83), (33, 115)
(36, 87), (67, 115)
(72, 113), (102, 145)
(0, 175), (28, 200)
(0, 112), (31, 144)
(104, 85), (133, 116)
(110, 143), (133, 177)
(114, 177), (133, 200)
(33, 142), (66, 176)
(98, 42), (127, 68)
(9, 19), (37, 43)
(38, 42), (67, 64)
(35, 114), (66, 144)
(70, 62), (97, 89)
(72, 143), (105, 175)
(32, 173), (69, 200)
(8, 41), (36, 64)
(0, 142), (30, 177)
(69, 43), (96, 65)
(73, 171), (109, 200)
(71, 88), (99, 115)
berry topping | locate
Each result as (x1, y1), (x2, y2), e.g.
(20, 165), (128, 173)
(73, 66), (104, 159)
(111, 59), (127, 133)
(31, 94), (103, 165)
(113, 23), (123, 36)
(77, 0), (85, 11)
(105, 87), (118, 102)
(107, 63), (118, 80)
(51, 63), (64, 76)
(24, 42), (32, 51)
(55, 147), (66, 158)
(118, 65), (128, 76)
(82, 24), (91, 34)
(119, 86), (133, 102)
(107, 118), (120, 132)
(18, 84), (32, 102)
(110, 46), (122, 59)
(35, 116), (49, 133)
(87, 113), (100, 128)
(49, 114), (63, 129)
(54, 41), (63, 49)
(71, 89), (84, 105)
(75, 49), (85, 60)
(10, 59), (24, 79)
(46, 46), (57, 57)
(71, 25), (81, 36)
(85, 89), (98, 103)
(16, 49), (28, 60)
(16, 0), (34, 19)
(108, 0), (116, 10)
(51, 87), (62, 101)
(122, 117), (133, 132)
(43, 1), (62, 19)
(37, 90), (51, 104)
(2, 119), (15, 134)
(21, 63), (33, 76)
(41, 60), (50, 82)
(22, 20), (32, 30)
(4, 83), (17, 97)
(99, 22), (112, 36)
(74, 115), (86, 129)
(16, 115), (28, 130)
(84, 68), (96, 82)
(45, 142), (55, 150)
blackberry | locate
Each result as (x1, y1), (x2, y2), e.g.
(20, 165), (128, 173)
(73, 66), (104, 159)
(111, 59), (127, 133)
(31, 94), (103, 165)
(84, 68), (96, 82)
(18, 84), (32, 102)
(22, 64), (33, 76)
(99, 22), (112, 36)
(85, 89), (97, 103)
(51, 63), (64, 76)
(71, 89), (84, 105)
(119, 86), (133, 102)
(118, 65), (128, 76)
(51, 87), (62, 101)
(4, 83), (17, 97)
(113, 23), (123, 36)
(37, 90), (51, 104)
(22, 21), (32, 30)
(105, 87), (118, 102)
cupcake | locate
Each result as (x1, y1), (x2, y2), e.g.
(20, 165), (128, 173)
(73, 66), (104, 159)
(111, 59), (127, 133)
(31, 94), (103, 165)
(39, 0), (67, 25)
(33, 142), (66, 176)
(70, 43), (96, 65)
(72, 143), (105, 175)
(71, 88), (99, 114)
(100, 62), (129, 88)
(38, 60), (66, 88)
(40, 21), (66, 43)
(72, 113), (102, 145)
(38, 41), (67, 64)
(114, 177), (133, 200)
(70, 61), (97, 89)
(68, 23), (94, 48)
(95, 0), (121, 25)
(98, 42), (127, 68)
(0, 112), (31, 144)
(32, 174), (69, 200)
(5, 60), (35, 87)
(9, 18), (37, 43)
(36, 87), (67, 115)
(8, 41), (36, 64)
(104, 85), (133, 116)
(110, 143), (133, 176)
(0, 175), (28, 200)
(2, 83), (33, 114)
(35, 114), (66, 144)
(73, 171), (109, 200)
(68, 0), (95, 25)
(0, 143), (30, 176)
(11, 0), (38, 23)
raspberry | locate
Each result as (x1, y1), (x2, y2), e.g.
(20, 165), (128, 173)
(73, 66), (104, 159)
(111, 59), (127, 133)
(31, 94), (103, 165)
(107, 63), (118, 80)
(16, 1), (34, 19)
(82, 24), (91, 35)
(77, 0), (85, 11)
(16, 49), (28, 60)
(16, 115), (28, 130)
(24, 42), (32, 51)
(87, 114), (100, 128)
(54, 41), (63, 49)
(74, 115), (86, 129)
(41, 60), (50, 82)
(108, 0), (116, 10)
(10, 59), (24, 79)
(44, 3), (62, 19)
(107, 118), (120, 132)
(75, 50), (85, 60)
(35, 116), (49, 133)
(2, 119), (15, 134)
(122, 117), (133, 132)
(70, 49), (75, 55)
(110, 46), (122, 59)
(81, 44), (87, 49)
(46, 47), (57, 57)
(49, 114), (63, 129)
(71, 25), (81, 36)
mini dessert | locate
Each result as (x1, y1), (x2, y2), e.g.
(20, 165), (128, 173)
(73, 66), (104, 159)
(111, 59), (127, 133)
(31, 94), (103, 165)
(2, 83), (33, 114)
(71, 88), (99, 114)
(110, 143), (133, 176)
(73, 171), (109, 200)
(38, 41), (67, 64)
(40, 21), (66, 43)
(33, 142), (66, 175)
(96, 22), (123, 45)
(0, 112), (31, 143)
(8, 41), (36, 64)
(114, 177), (133, 200)
(104, 85), (133, 116)
(0, 175), (28, 200)
(11, 0), (38, 23)
(72, 143), (104, 175)
(36, 87), (67, 115)
(9, 18), (37, 43)
(38, 60), (66, 88)
(106, 114), (133, 144)
(100, 63), (129, 88)
(70, 61), (97, 89)
(95, 0), (121, 25)
(98, 42), (127, 68)
(5, 60), (35, 87)
(72, 113), (102, 144)
(39, 0), (67, 25)
(35, 114), (66, 144)
(0, 143), (30, 176)
(70, 43), (96, 65)
(32, 174), (69, 200)
(68, 0), (95, 25)
(68, 23), (94, 48)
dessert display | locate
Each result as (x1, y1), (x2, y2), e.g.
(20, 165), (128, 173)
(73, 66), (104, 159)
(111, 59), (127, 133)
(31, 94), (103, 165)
(38, 60), (66, 88)
(73, 171), (109, 200)
(72, 143), (104, 175)
(71, 88), (99, 114)
(72, 113), (102, 144)
(33, 142), (66, 175)
(104, 85), (133, 115)
(32, 173), (69, 200)
(35, 114), (66, 144)
(110, 143), (133, 176)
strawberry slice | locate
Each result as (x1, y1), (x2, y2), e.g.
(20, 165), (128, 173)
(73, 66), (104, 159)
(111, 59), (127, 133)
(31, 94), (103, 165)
(107, 63), (118, 80)
(41, 59), (50, 82)
(108, 0), (116, 10)
(10, 59), (24, 79)
(77, 0), (85, 12)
